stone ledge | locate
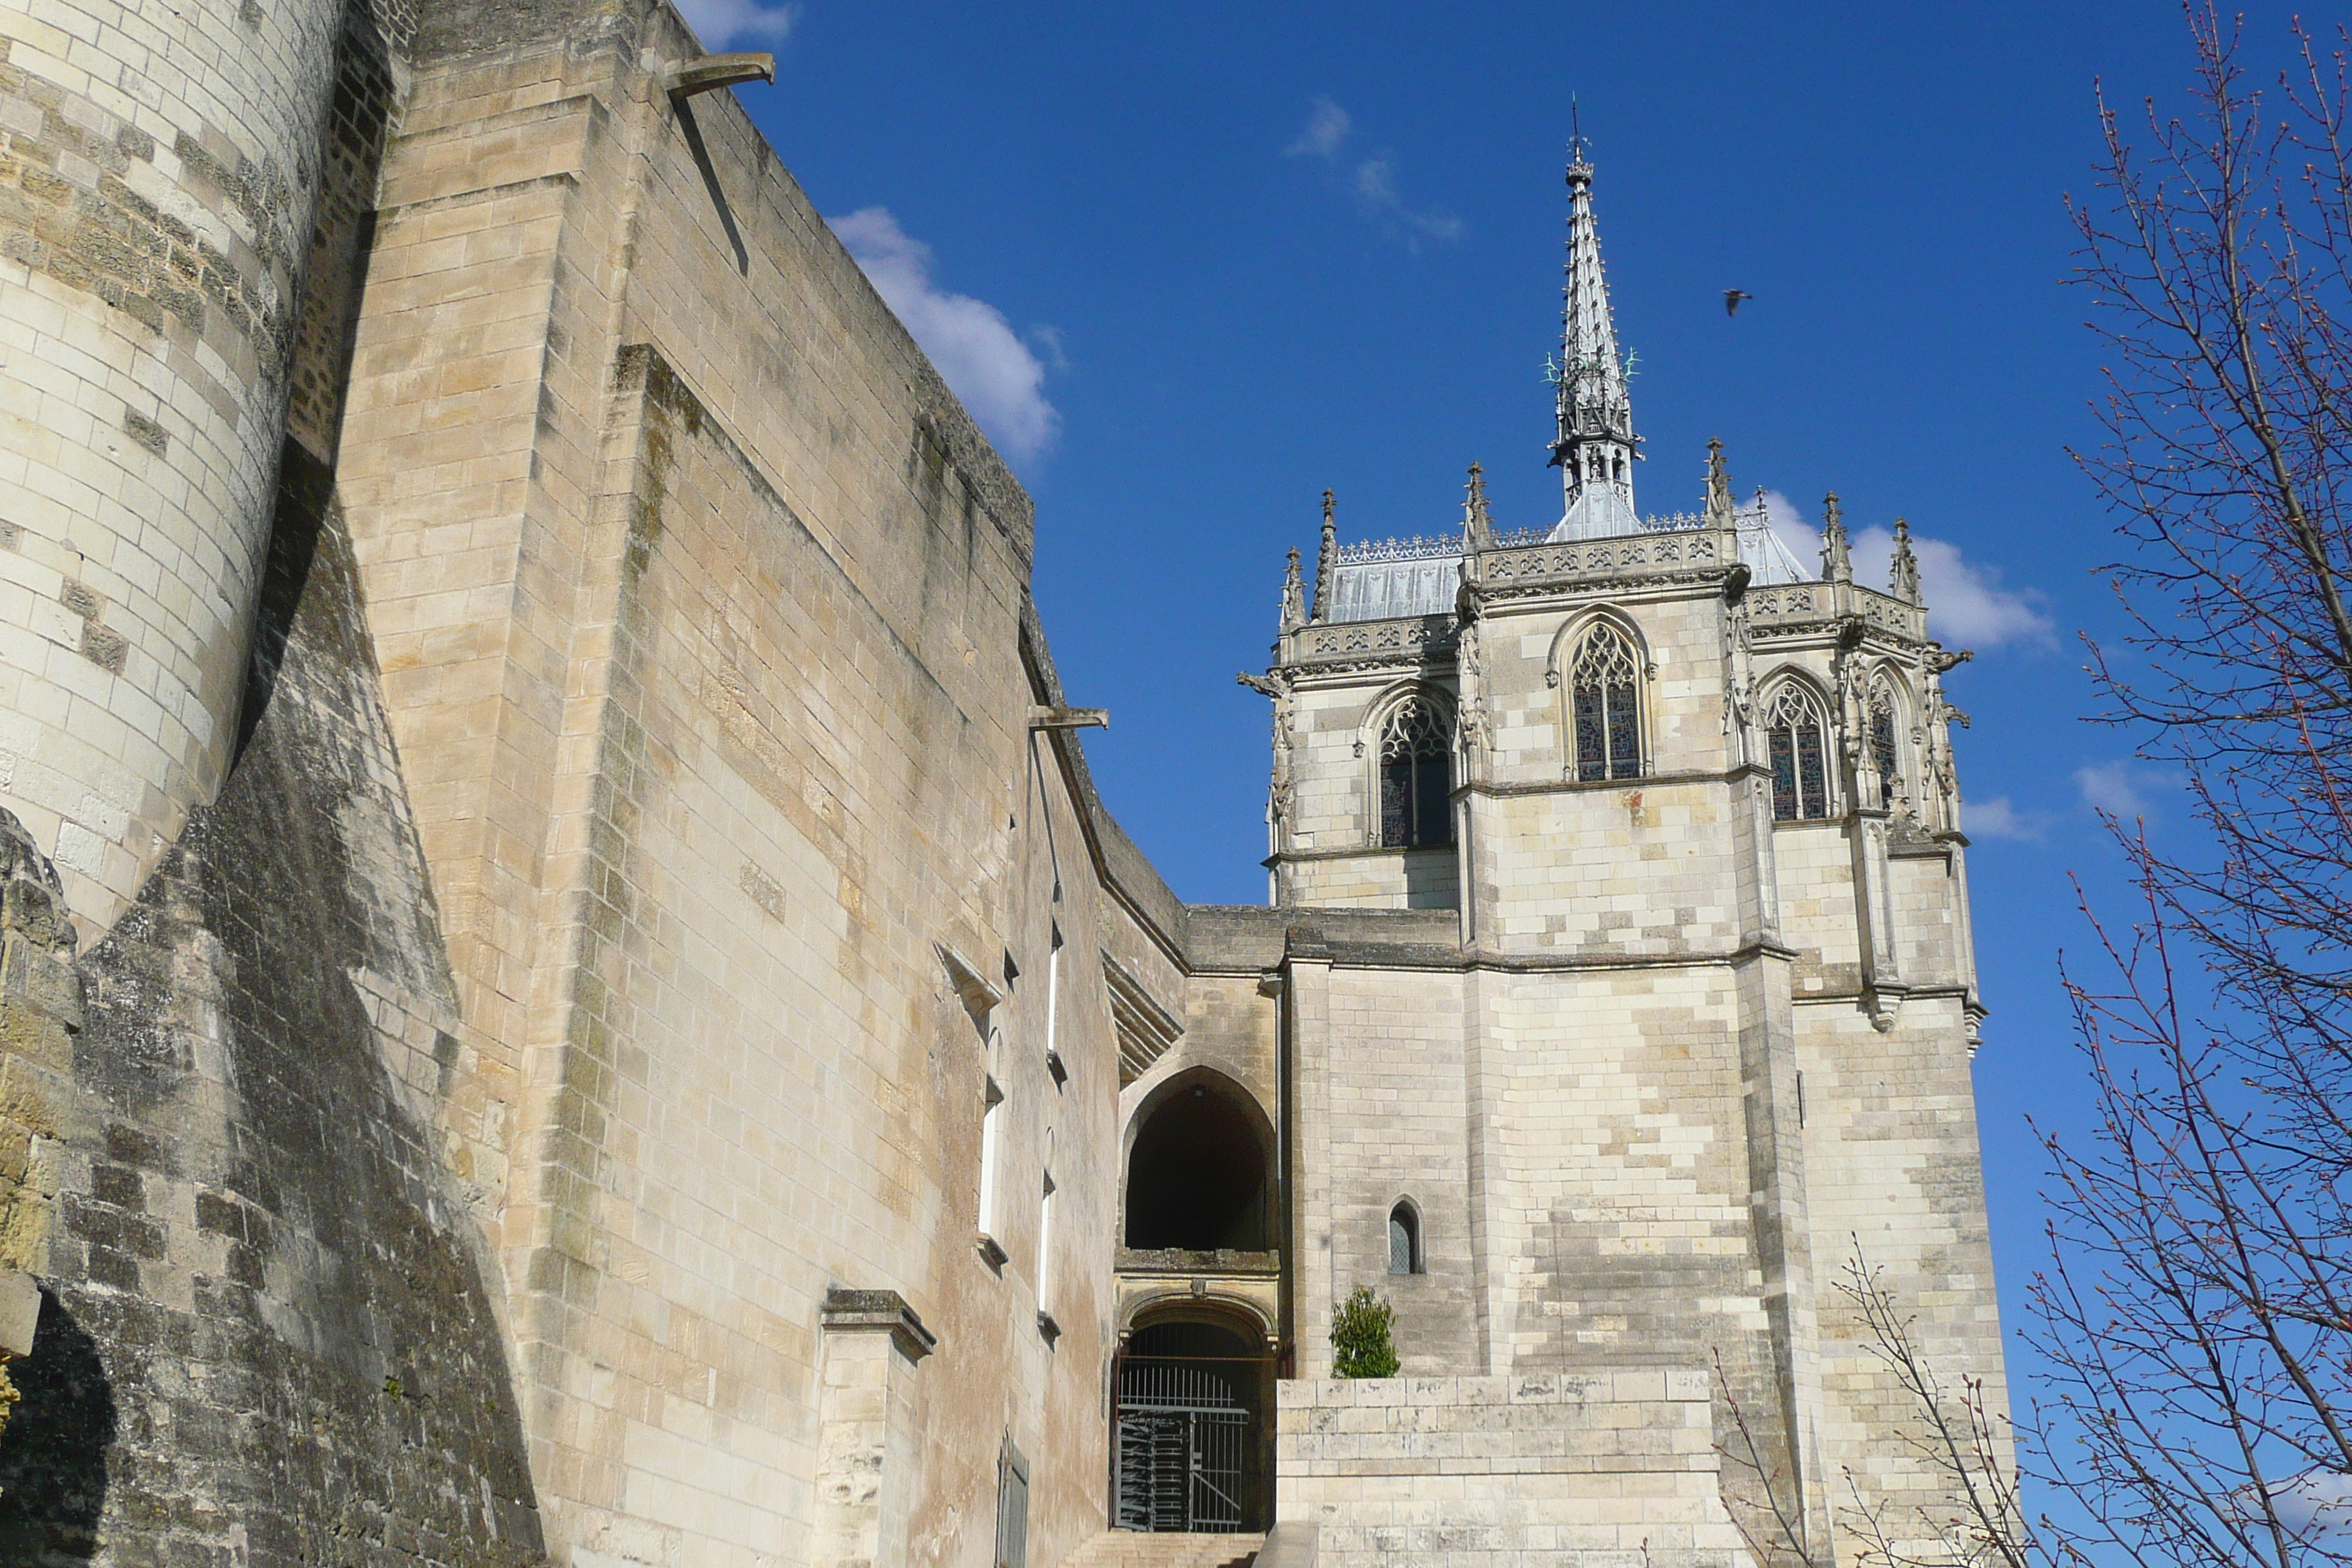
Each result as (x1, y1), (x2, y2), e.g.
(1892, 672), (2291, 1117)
(821, 1286), (937, 1363)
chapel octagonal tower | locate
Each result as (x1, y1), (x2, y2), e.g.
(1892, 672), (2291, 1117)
(1238, 147), (2004, 1568)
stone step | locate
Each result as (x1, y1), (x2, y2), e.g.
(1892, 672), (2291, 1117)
(1050, 1529), (1264, 1568)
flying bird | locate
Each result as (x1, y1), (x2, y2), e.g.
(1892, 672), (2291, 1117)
(1724, 290), (1753, 317)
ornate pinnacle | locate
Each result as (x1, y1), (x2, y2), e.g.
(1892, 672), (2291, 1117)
(1310, 489), (1338, 622)
(1703, 438), (1734, 526)
(1281, 545), (1305, 632)
(1889, 516), (1921, 603)
(1463, 461), (1492, 548)
(1821, 491), (1852, 584)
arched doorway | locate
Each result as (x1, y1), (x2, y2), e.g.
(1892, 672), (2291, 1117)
(1123, 1074), (1271, 1251)
(1114, 1314), (1272, 1534)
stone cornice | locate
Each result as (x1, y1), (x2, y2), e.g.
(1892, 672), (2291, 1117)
(1190, 933), (1804, 979)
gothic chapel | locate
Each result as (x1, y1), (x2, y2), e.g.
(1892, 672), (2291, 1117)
(1133, 140), (2010, 1562)
(0, 0), (2003, 1550)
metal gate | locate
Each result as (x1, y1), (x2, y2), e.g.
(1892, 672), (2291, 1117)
(1114, 1359), (1251, 1533)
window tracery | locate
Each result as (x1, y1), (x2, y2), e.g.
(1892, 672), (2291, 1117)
(1765, 682), (1831, 821)
(1377, 698), (1453, 849)
(1569, 623), (1643, 782)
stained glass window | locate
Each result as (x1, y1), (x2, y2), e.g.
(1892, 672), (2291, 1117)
(1570, 625), (1643, 782)
(1378, 699), (1454, 849)
(1765, 683), (1830, 821)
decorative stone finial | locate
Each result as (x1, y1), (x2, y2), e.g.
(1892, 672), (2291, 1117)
(1310, 489), (1338, 622)
(1462, 461), (1492, 549)
(1821, 491), (1852, 584)
(1889, 516), (1921, 603)
(1703, 438), (1734, 526)
(1281, 545), (1305, 632)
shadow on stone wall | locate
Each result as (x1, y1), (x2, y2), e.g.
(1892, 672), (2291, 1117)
(0, 1290), (116, 1561)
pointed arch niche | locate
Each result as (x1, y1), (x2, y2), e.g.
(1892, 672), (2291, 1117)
(1550, 610), (1650, 783)
(1866, 667), (1912, 813)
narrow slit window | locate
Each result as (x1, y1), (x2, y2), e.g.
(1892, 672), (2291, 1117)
(1570, 625), (1643, 782)
(1765, 685), (1831, 821)
(1037, 1164), (1057, 1324)
(1377, 698), (1454, 849)
(1044, 922), (1066, 1088)
(976, 1058), (1007, 1264)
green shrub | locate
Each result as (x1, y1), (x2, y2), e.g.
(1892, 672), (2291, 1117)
(1331, 1286), (1399, 1379)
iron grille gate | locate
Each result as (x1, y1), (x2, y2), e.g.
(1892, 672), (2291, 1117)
(1114, 1359), (1250, 1533)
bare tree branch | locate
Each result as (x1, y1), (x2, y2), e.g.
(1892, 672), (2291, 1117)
(2040, 12), (2352, 1568)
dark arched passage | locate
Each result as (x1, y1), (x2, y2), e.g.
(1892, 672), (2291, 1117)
(1123, 1076), (1272, 1251)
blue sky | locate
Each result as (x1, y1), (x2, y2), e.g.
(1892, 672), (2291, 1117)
(704, 0), (2312, 1463)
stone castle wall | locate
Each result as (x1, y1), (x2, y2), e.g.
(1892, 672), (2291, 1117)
(0, 0), (354, 925)
(322, 6), (1144, 1565)
(0, 404), (543, 1568)
(0, 0), (1163, 1558)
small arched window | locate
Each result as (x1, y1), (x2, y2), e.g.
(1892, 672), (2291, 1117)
(1867, 679), (1902, 804)
(1766, 683), (1831, 821)
(1378, 699), (1453, 849)
(1387, 1201), (1423, 1275)
(1569, 623), (1643, 783)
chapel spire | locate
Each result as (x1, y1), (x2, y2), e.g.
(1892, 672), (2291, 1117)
(1550, 135), (1639, 539)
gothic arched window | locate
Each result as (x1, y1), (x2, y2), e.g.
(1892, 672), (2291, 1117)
(1867, 679), (1903, 806)
(1766, 683), (1831, 821)
(1378, 698), (1453, 849)
(1388, 1200), (1423, 1275)
(1569, 624), (1643, 783)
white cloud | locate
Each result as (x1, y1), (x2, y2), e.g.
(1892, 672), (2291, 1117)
(1027, 323), (1070, 373)
(830, 207), (1061, 467)
(2076, 761), (2163, 819)
(1761, 490), (1821, 575)
(1352, 157), (1464, 244)
(2248, 1469), (2352, 1546)
(1891, 531), (2054, 647)
(1962, 796), (2046, 842)
(1759, 491), (2054, 649)
(675, 0), (796, 48)
(1284, 97), (1462, 249)
(1286, 97), (1352, 159)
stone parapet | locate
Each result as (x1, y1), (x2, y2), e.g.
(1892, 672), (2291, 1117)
(1276, 1371), (1755, 1568)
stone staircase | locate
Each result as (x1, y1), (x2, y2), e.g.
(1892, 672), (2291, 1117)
(1051, 1529), (1264, 1568)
